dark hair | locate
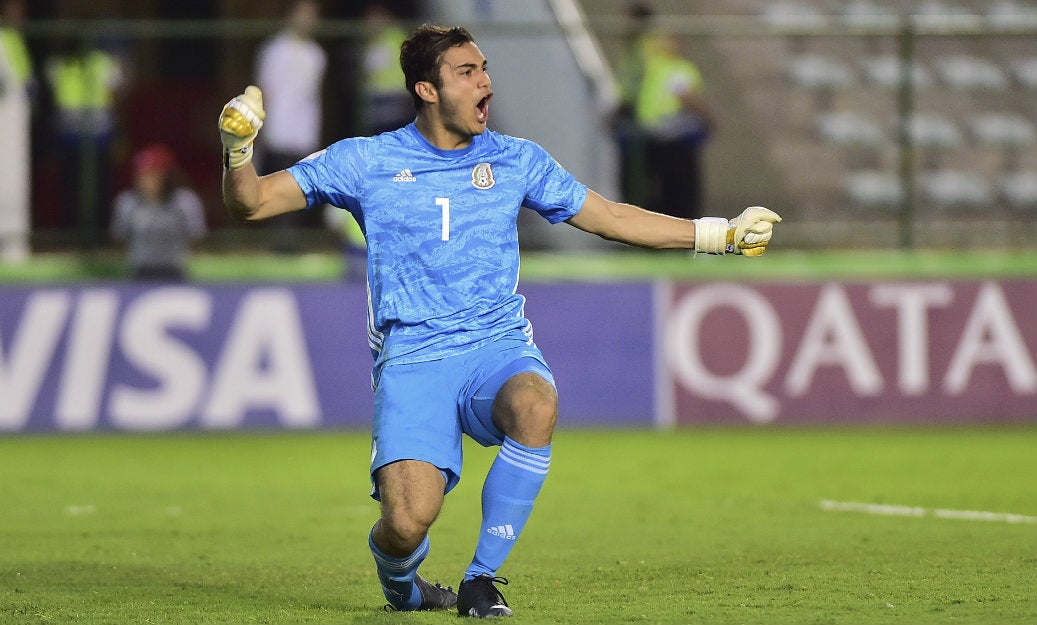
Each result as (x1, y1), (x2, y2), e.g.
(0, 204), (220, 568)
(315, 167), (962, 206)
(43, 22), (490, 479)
(399, 23), (476, 110)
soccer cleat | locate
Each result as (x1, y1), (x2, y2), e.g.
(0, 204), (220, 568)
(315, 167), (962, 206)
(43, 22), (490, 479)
(415, 574), (457, 610)
(382, 575), (456, 612)
(457, 574), (513, 618)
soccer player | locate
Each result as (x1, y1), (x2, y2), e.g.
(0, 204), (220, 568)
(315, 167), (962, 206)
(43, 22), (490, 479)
(219, 23), (780, 618)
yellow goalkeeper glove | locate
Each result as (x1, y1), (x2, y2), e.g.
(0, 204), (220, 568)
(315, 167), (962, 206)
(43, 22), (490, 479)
(726, 206), (782, 256)
(218, 85), (266, 170)
(693, 206), (782, 256)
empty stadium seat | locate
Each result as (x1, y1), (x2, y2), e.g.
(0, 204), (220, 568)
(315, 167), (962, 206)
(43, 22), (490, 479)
(1009, 57), (1037, 89)
(968, 112), (1036, 148)
(998, 171), (1037, 209)
(935, 55), (1009, 91)
(904, 113), (963, 168)
(760, 1), (829, 30)
(845, 170), (904, 208)
(906, 112), (963, 148)
(862, 55), (934, 89)
(985, 1), (1037, 29)
(912, 0), (984, 29)
(818, 111), (885, 147)
(789, 55), (856, 90)
(920, 170), (994, 207)
(838, 0), (900, 29)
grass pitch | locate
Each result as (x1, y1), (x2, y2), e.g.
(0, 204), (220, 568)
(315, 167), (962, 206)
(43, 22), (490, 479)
(1, 426), (1035, 624)
(2, 248), (1035, 283)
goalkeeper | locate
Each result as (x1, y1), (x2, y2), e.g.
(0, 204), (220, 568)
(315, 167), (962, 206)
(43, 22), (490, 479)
(219, 23), (780, 619)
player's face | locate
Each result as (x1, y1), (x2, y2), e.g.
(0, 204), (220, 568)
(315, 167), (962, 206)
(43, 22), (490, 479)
(435, 42), (493, 139)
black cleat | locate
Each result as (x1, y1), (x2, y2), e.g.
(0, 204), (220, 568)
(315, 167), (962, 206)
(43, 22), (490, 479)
(415, 575), (458, 610)
(382, 575), (456, 612)
(457, 574), (513, 618)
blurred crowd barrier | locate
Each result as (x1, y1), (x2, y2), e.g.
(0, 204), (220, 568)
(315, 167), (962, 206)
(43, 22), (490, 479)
(7, 7), (1037, 254)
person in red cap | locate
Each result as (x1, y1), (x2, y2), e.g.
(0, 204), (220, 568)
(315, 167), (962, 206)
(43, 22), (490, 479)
(109, 143), (207, 281)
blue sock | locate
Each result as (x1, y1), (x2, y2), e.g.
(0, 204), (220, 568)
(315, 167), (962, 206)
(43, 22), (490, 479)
(369, 530), (429, 610)
(465, 436), (551, 580)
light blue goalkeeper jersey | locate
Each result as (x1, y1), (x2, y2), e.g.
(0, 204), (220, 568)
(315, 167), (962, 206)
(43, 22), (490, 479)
(288, 123), (588, 366)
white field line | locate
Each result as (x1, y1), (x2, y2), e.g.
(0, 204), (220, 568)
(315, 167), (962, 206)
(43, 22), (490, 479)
(819, 499), (1037, 525)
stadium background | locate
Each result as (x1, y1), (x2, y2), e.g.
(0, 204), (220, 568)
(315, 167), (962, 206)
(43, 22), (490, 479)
(2, 0), (1034, 431)
(1, 3), (1035, 623)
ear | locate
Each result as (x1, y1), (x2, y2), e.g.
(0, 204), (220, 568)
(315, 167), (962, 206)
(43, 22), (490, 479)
(415, 81), (438, 105)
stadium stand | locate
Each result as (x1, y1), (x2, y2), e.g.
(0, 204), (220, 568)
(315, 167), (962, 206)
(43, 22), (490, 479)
(585, 0), (1037, 248)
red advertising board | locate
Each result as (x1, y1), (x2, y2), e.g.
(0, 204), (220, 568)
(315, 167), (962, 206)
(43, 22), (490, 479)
(658, 280), (1037, 425)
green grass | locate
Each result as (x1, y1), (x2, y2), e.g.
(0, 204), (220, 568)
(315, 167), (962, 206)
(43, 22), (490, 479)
(1, 427), (1035, 624)
(1, 248), (1036, 283)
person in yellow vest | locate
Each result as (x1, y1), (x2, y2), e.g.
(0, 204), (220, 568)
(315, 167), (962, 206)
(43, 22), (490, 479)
(0, 0), (33, 262)
(321, 3), (410, 281)
(45, 35), (125, 235)
(0, 0), (32, 93)
(612, 1), (655, 208)
(631, 27), (713, 220)
(359, 4), (412, 135)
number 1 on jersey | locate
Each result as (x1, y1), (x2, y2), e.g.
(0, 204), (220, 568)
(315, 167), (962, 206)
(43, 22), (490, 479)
(436, 197), (450, 241)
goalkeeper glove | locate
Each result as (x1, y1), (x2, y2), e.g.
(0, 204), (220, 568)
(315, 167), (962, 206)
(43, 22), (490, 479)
(693, 206), (782, 256)
(218, 85), (266, 170)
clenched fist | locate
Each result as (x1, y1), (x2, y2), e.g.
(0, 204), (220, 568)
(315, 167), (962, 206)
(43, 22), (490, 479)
(218, 85), (266, 170)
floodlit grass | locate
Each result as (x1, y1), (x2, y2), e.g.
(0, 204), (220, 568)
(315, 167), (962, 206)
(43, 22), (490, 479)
(1, 427), (1034, 624)
(1, 248), (1035, 284)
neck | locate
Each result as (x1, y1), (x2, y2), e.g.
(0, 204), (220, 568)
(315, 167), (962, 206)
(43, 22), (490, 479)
(414, 112), (475, 151)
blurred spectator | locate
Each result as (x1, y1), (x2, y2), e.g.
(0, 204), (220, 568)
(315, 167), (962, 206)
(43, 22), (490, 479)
(45, 34), (126, 237)
(318, 3), (411, 281)
(110, 144), (206, 282)
(0, 0), (32, 262)
(0, 0), (31, 92)
(613, 1), (654, 208)
(615, 3), (713, 220)
(254, 0), (327, 253)
(359, 3), (412, 134)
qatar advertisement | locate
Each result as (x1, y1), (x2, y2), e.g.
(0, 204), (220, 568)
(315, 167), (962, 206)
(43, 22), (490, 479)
(659, 280), (1037, 425)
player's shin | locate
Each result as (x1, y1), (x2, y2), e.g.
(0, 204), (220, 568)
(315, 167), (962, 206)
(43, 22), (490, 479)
(465, 437), (551, 579)
(369, 530), (429, 610)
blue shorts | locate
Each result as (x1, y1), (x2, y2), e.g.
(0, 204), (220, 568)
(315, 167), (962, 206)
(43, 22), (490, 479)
(369, 334), (555, 500)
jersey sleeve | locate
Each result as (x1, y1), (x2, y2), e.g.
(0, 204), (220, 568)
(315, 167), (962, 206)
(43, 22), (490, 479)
(520, 139), (588, 224)
(287, 139), (366, 212)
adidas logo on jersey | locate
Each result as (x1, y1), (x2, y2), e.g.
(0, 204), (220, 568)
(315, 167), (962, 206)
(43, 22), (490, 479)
(392, 169), (417, 182)
(487, 524), (516, 540)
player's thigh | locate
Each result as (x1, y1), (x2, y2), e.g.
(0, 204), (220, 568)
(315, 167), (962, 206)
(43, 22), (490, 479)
(371, 358), (465, 498)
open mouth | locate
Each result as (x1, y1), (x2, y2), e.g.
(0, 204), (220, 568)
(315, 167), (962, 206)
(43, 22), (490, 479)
(476, 94), (492, 123)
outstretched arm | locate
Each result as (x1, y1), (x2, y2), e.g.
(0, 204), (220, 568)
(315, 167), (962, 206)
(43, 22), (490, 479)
(565, 189), (695, 249)
(218, 86), (308, 221)
(566, 189), (781, 256)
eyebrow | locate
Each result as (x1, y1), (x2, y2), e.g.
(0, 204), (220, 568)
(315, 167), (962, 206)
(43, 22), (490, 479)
(451, 61), (487, 71)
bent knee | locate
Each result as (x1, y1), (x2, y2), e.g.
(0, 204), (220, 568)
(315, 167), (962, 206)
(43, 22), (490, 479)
(493, 372), (558, 446)
(380, 508), (435, 545)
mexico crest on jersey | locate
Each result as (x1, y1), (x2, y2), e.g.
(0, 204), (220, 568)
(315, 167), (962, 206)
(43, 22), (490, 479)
(471, 162), (495, 189)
